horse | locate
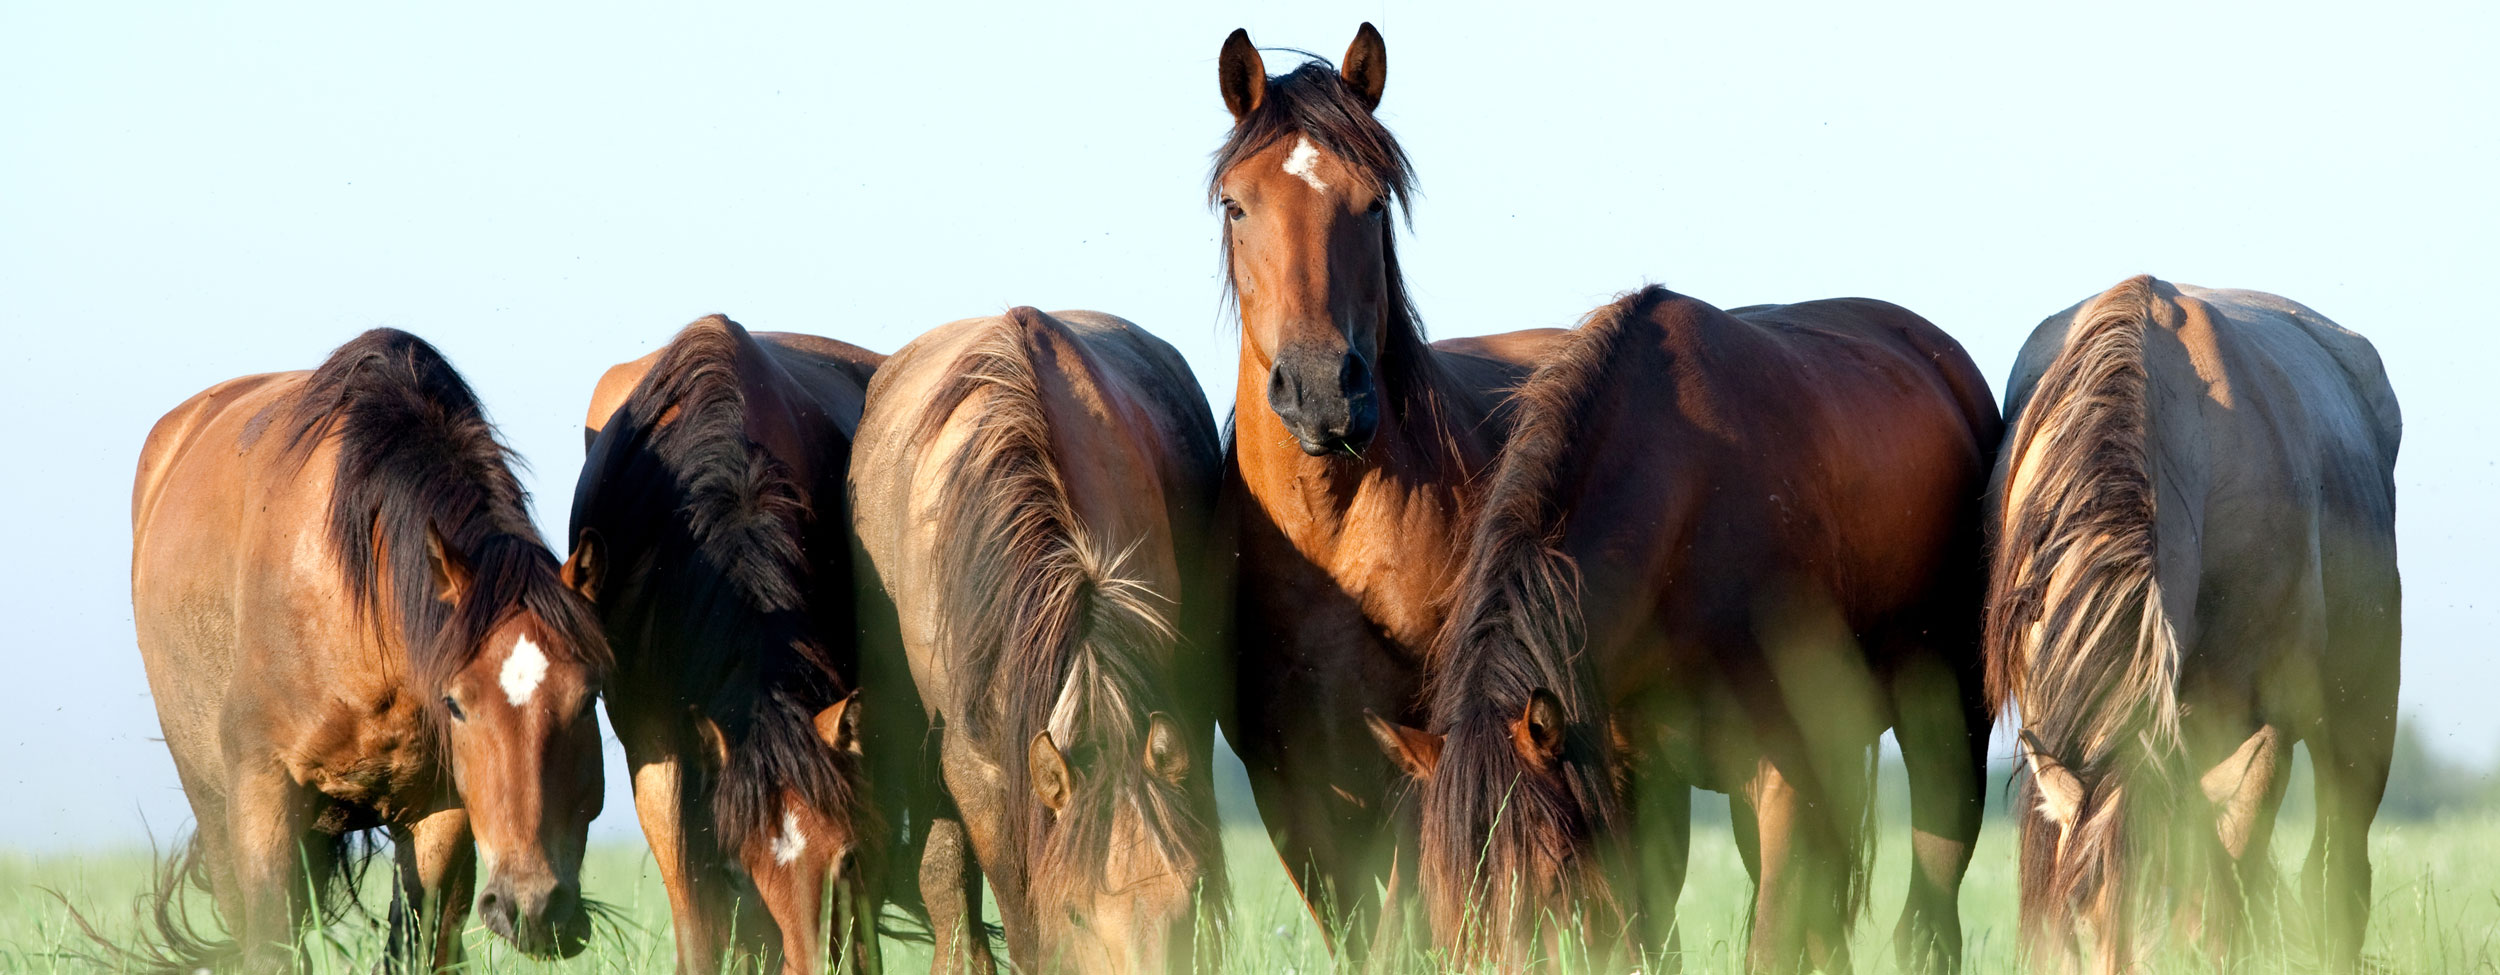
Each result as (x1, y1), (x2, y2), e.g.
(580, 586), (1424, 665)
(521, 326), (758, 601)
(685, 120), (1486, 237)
(128, 328), (611, 973)
(1208, 24), (1569, 956)
(1987, 277), (2401, 974)
(570, 315), (887, 975)
(1369, 286), (2003, 973)
(849, 307), (1228, 975)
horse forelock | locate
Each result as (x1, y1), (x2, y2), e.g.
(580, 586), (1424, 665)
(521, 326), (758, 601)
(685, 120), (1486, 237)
(280, 328), (610, 712)
(919, 310), (1225, 914)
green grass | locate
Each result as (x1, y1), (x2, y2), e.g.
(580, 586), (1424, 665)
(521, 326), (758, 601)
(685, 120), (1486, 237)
(9, 811), (2500, 973)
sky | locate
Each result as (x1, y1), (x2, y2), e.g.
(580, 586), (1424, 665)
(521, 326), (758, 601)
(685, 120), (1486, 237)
(2, 1), (2493, 848)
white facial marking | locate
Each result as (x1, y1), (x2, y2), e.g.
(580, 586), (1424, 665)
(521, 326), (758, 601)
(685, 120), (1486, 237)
(1282, 136), (1328, 192)
(500, 636), (549, 707)
(771, 808), (807, 865)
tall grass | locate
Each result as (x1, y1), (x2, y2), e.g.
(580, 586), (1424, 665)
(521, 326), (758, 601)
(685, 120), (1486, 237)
(10, 804), (2500, 973)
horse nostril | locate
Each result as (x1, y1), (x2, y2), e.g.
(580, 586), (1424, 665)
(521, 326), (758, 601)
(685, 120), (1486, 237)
(1339, 352), (1373, 396)
(479, 889), (509, 926)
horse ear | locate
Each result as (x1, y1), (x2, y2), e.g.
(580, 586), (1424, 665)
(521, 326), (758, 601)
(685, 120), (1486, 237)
(692, 710), (730, 771)
(561, 528), (603, 601)
(1029, 731), (1072, 813)
(1144, 711), (1191, 785)
(1341, 22), (1387, 111)
(1511, 689), (1566, 767)
(813, 691), (861, 757)
(2020, 730), (2083, 830)
(1218, 28), (1266, 122)
(424, 524), (469, 605)
(1364, 710), (1442, 781)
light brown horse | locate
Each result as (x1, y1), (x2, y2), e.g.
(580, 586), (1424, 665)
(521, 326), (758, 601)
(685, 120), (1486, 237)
(1209, 24), (1567, 957)
(850, 308), (1228, 975)
(130, 329), (611, 973)
(1370, 287), (2001, 973)
(1989, 277), (2402, 974)
(572, 316), (887, 975)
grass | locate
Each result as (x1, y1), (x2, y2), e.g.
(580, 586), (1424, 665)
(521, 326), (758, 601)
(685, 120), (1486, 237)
(9, 803), (2500, 974)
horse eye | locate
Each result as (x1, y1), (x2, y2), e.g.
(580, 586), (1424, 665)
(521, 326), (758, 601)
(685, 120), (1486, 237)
(1221, 199), (1245, 221)
(1066, 908), (1085, 929)
(1366, 196), (1387, 215)
(442, 696), (466, 722)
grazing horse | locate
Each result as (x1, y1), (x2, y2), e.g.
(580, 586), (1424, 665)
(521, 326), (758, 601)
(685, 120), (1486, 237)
(1988, 277), (2401, 974)
(130, 329), (610, 973)
(1370, 287), (2002, 973)
(1209, 23), (1568, 955)
(571, 315), (886, 975)
(850, 308), (1228, 975)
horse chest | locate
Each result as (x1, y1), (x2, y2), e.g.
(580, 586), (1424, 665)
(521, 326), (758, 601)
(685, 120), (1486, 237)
(285, 694), (439, 817)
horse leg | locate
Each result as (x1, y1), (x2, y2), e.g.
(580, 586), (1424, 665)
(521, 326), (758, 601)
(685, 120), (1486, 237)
(1887, 647), (1985, 975)
(627, 746), (733, 975)
(224, 761), (319, 973)
(919, 813), (996, 975)
(1628, 753), (1691, 972)
(1744, 756), (1859, 975)
(2304, 702), (2393, 971)
(385, 808), (474, 974)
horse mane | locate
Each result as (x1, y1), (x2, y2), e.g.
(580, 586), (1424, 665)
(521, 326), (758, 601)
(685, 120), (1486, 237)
(1413, 287), (1678, 945)
(1209, 57), (1460, 464)
(599, 315), (874, 860)
(281, 328), (608, 704)
(619, 316), (810, 613)
(916, 308), (1223, 907)
(1985, 274), (2188, 958)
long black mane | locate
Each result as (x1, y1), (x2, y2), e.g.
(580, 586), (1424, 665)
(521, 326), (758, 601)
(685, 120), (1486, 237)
(575, 315), (872, 858)
(282, 328), (607, 705)
(1210, 57), (1460, 459)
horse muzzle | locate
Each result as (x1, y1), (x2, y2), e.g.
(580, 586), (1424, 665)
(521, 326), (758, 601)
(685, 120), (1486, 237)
(478, 874), (590, 958)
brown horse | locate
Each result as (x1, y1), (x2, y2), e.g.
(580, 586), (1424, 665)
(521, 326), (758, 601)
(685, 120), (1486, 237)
(1988, 277), (2401, 974)
(1209, 24), (1568, 956)
(130, 329), (611, 973)
(571, 316), (887, 975)
(1370, 287), (2001, 973)
(850, 308), (1228, 975)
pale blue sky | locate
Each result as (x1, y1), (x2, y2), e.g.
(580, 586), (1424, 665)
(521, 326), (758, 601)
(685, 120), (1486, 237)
(3, 1), (2492, 847)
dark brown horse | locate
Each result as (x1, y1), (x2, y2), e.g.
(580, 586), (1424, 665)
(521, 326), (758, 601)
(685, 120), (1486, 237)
(130, 329), (611, 973)
(1989, 277), (2401, 974)
(1209, 24), (1567, 956)
(571, 315), (887, 975)
(850, 308), (1228, 975)
(1370, 287), (2001, 973)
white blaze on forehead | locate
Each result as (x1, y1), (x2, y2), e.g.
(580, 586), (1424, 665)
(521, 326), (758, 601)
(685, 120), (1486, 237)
(771, 808), (807, 865)
(1282, 136), (1329, 192)
(500, 636), (549, 707)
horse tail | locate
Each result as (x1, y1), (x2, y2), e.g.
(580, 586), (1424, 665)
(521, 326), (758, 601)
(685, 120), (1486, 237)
(1986, 275), (2185, 958)
(55, 833), (234, 975)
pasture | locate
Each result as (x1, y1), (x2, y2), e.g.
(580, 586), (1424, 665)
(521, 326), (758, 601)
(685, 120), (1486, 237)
(11, 748), (2499, 974)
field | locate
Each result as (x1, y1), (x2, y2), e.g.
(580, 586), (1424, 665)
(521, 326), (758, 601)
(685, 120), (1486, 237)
(9, 776), (2500, 975)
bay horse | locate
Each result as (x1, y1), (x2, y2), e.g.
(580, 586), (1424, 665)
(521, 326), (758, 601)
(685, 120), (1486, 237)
(571, 315), (887, 974)
(850, 307), (1228, 975)
(129, 328), (611, 973)
(1988, 277), (2401, 974)
(1369, 286), (2002, 973)
(1208, 23), (1568, 956)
